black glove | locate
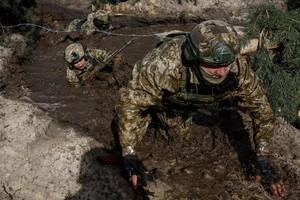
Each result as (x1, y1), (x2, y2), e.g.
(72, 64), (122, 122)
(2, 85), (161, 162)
(122, 154), (148, 186)
(256, 156), (280, 184)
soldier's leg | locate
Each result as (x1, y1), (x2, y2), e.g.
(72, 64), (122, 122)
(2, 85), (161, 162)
(156, 111), (192, 140)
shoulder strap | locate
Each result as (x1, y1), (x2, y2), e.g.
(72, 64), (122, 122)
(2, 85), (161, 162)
(84, 50), (98, 70)
(178, 65), (188, 93)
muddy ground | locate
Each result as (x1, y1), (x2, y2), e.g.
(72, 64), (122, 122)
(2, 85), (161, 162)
(1, 2), (300, 200)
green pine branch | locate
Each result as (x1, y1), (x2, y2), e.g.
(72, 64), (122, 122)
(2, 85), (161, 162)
(245, 4), (300, 124)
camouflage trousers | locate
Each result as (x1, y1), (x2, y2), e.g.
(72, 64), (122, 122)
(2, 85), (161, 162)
(148, 107), (192, 140)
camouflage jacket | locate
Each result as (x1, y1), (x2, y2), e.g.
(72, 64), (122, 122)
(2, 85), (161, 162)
(66, 48), (111, 84)
(116, 35), (275, 156)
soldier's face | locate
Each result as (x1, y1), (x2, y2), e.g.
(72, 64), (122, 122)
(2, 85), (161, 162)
(73, 59), (86, 70)
(200, 63), (230, 77)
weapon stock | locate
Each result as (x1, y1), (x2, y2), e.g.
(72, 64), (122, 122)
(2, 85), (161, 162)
(81, 38), (135, 83)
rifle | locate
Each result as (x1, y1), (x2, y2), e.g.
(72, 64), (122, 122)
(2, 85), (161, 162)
(81, 38), (134, 83)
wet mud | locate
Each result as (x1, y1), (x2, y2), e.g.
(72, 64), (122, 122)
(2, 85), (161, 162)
(1, 7), (297, 200)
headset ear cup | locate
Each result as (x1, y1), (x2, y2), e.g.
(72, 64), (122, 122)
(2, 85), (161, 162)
(64, 53), (74, 69)
(183, 41), (197, 61)
(68, 63), (74, 70)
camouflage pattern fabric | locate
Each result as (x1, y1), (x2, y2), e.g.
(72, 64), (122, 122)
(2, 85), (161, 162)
(66, 10), (110, 35)
(66, 48), (111, 84)
(116, 35), (275, 156)
(190, 20), (240, 57)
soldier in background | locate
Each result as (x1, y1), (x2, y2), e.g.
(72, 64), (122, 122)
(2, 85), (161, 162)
(66, 10), (112, 35)
(64, 43), (123, 86)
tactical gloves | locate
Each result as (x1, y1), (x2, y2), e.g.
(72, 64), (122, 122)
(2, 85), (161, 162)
(255, 139), (280, 183)
(254, 139), (287, 196)
(256, 156), (280, 184)
(122, 154), (147, 186)
(122, 154), (158, 200)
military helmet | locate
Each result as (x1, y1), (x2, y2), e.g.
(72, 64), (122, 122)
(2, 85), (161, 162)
(184, 20), (239, 67)
(64, 43), (85, 64)
(90, 10), (110, 30)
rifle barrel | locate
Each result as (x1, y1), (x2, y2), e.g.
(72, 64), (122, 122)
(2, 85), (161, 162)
(82, 38), (135, 82)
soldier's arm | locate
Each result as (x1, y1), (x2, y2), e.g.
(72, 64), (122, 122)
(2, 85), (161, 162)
(233, 56), (275, 150)
(116, 39), (182, 192)
(233, 56), (275, 153)
(116, 63), (179, 155)
(234, 56), (288, 197)
(88, 49), (111, 61)
(116, 40), (182, 156)
(66, 68), (80, 84)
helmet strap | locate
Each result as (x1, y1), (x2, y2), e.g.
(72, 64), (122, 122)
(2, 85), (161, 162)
(189, 62), (205, 82)
(68, 63), (74, 70)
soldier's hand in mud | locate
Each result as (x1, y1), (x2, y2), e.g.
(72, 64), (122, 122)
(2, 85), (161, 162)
(122, 154), (147, 190)
(255, 156), (288, 197)
(270, 181), (287, 197)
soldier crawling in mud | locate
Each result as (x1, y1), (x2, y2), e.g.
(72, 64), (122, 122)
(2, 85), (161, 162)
(116, 20), (287, 197)
(66, 9), (112, 35)
(64, 42), (124, 86)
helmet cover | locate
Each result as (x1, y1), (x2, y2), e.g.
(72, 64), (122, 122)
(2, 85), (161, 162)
(188, 20), (239, 67)
(64, 43), (85, 64)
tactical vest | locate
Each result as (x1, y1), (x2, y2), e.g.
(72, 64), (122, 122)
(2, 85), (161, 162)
(161, 63), (239, 111)
(154, 34), (240, 112)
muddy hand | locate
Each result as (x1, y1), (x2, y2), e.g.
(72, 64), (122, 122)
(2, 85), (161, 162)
(255, 156), (288, 197)
(270, 181), (287, 197)
(255, 175), (287, 197)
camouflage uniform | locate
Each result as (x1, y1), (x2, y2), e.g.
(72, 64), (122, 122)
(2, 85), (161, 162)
(66, 10), (111, 35)
(66, 48), (111, 84)
(116, 34), (275, 156)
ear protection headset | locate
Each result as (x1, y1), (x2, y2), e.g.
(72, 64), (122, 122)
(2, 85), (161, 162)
(183, 34), (201, 62)
(183, 34), (236, 67)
